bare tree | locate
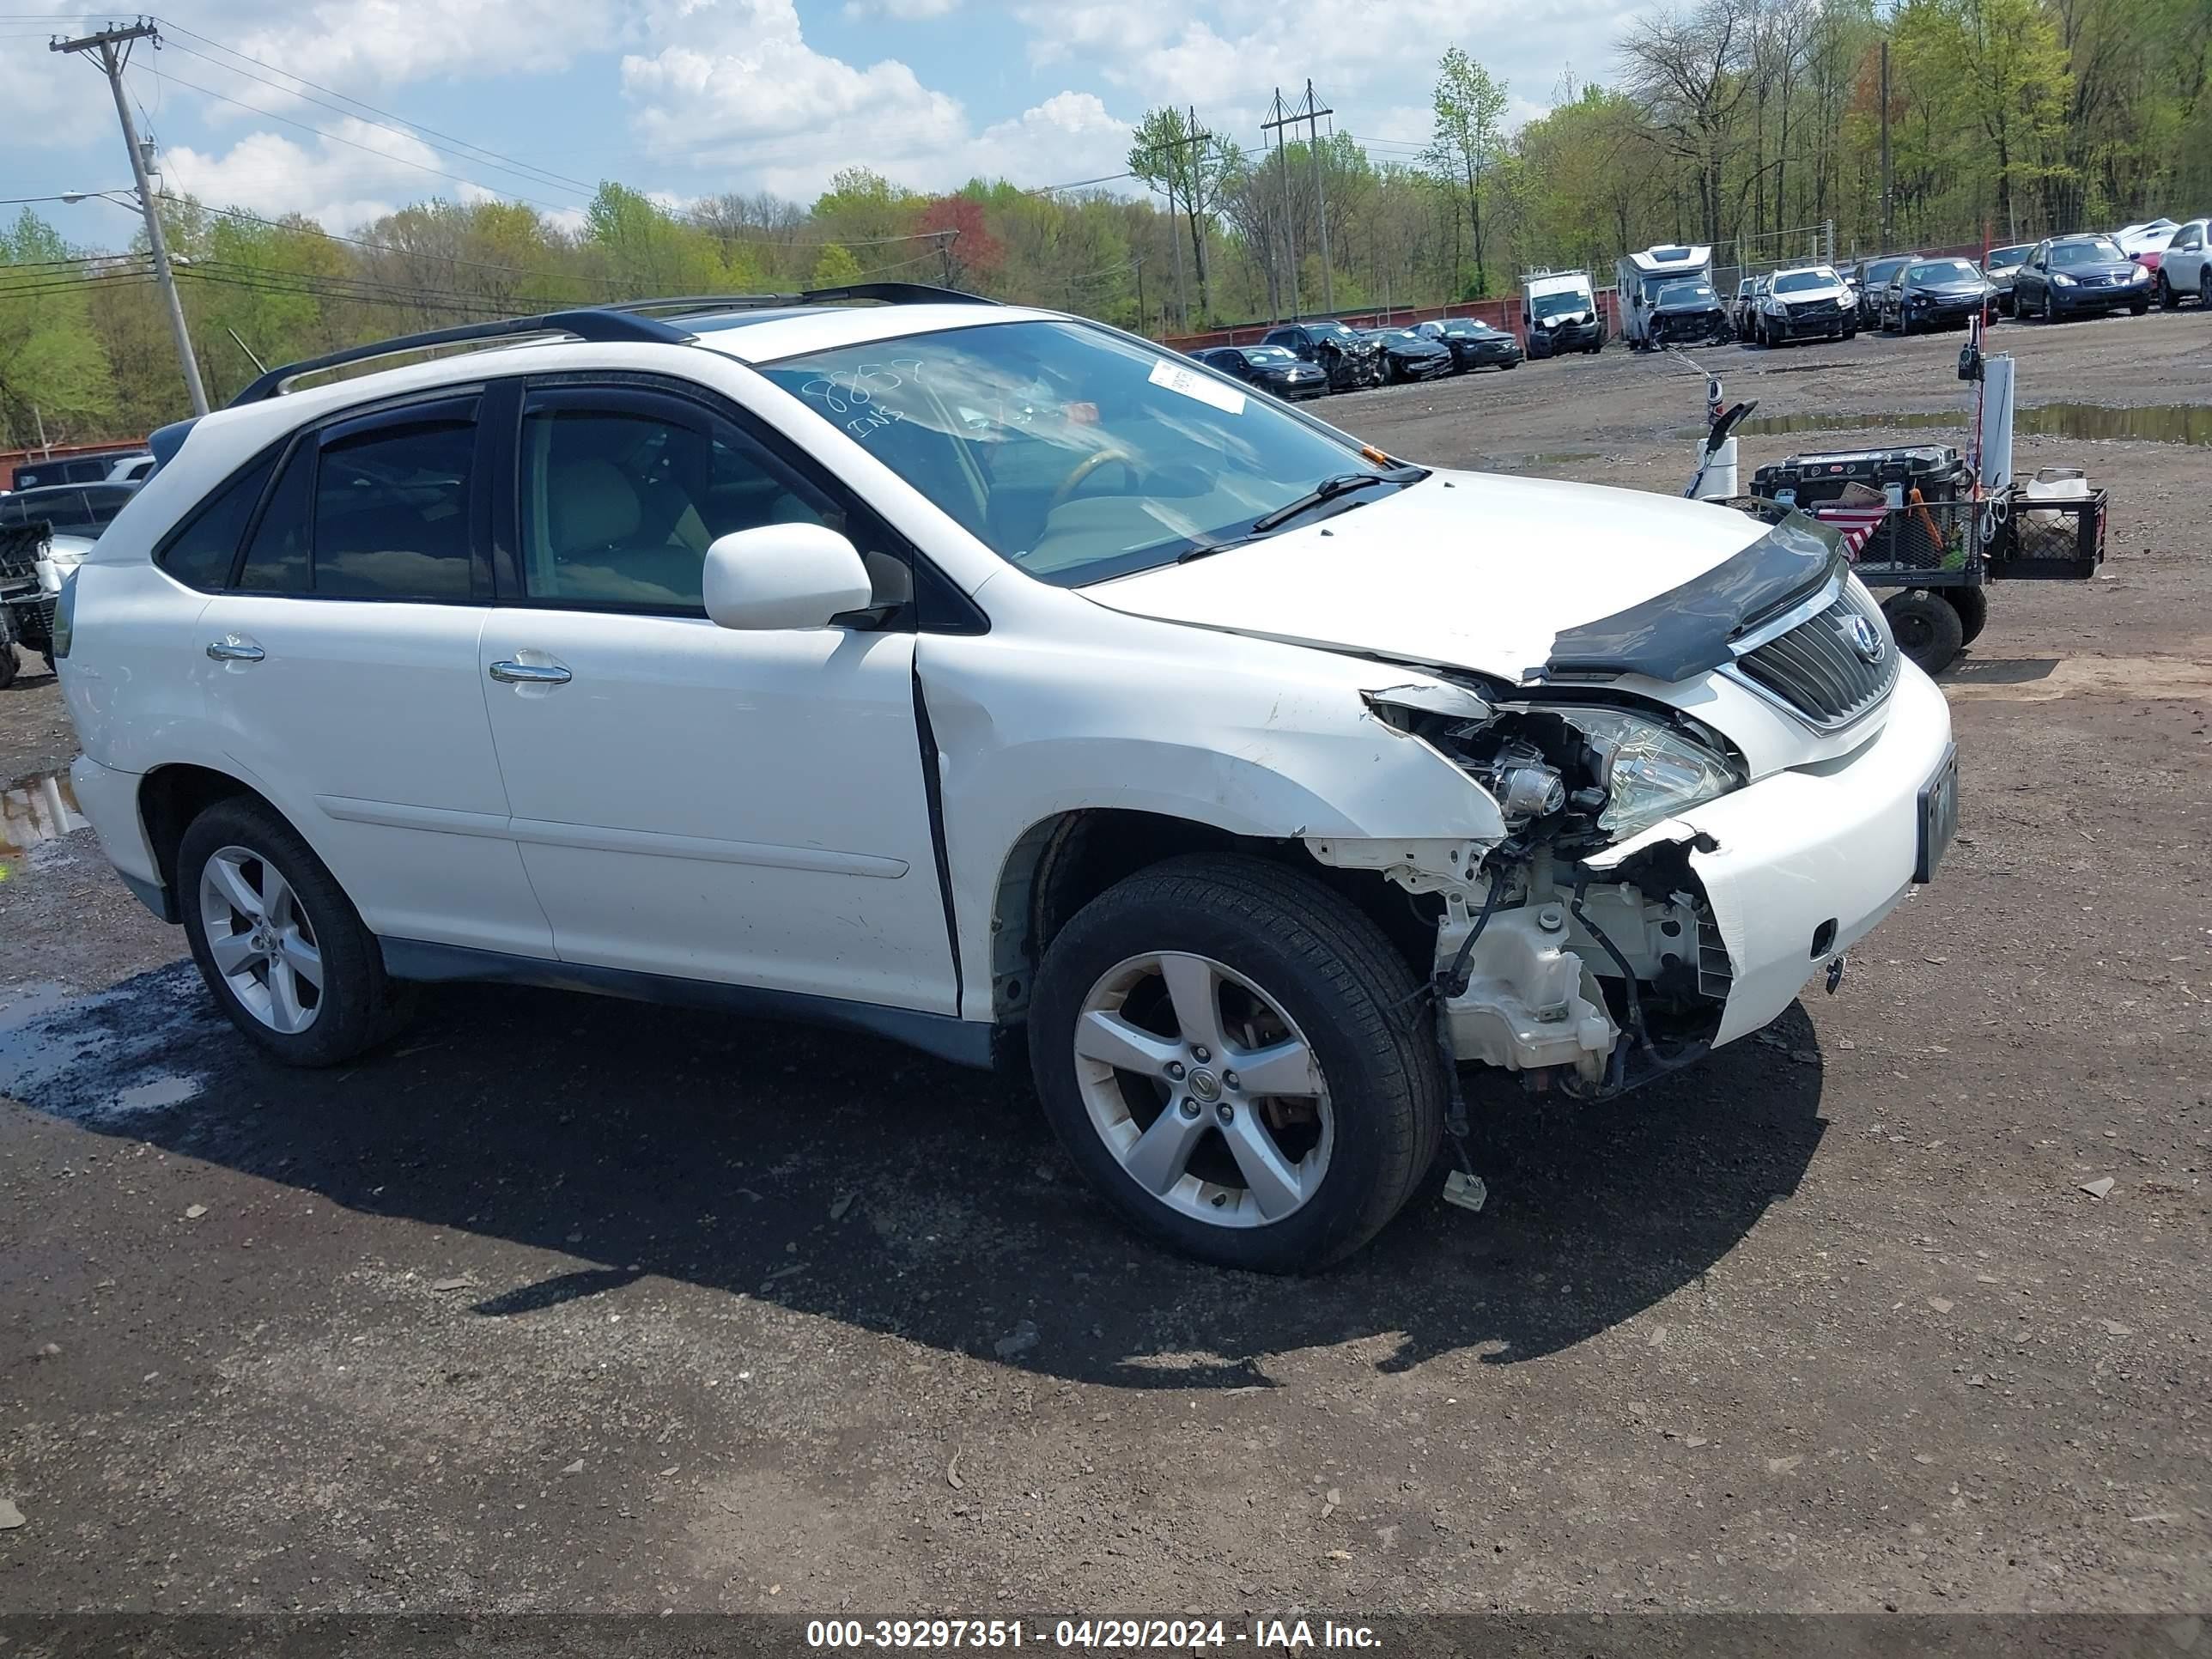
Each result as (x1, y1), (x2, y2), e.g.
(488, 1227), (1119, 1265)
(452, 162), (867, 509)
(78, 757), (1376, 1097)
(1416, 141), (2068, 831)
(1620, 0), (1759, 248)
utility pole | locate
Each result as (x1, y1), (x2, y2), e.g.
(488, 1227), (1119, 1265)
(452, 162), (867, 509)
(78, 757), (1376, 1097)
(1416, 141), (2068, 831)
(1261, 88), (1302, 320)
(1878, 38), (1893, 252)
(52, 19), (207, 417)
(1139, 115), (1212, 331)
(1266, 81), (1336, 314)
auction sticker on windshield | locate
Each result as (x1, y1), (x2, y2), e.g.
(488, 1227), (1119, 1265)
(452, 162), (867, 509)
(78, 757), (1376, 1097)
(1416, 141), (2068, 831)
(1148, 358), (1245, 416)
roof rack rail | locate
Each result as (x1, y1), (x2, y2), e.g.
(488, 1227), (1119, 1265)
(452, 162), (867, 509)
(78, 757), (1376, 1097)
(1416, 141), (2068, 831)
(226, 307), (696, 408)
(612, 283), (1000, 315)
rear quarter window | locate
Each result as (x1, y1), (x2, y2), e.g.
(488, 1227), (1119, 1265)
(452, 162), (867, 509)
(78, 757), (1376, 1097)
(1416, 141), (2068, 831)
(155, 453), (278, 591)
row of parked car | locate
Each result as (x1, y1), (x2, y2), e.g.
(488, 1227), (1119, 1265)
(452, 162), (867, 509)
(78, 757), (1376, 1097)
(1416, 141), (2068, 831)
(1732, 221), (2211, 349)
(1188, 315), (1523, 398)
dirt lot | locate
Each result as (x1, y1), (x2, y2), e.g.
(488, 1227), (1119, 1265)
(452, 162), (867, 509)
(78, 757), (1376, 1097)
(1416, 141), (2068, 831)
(3, 309), (2207, 1621)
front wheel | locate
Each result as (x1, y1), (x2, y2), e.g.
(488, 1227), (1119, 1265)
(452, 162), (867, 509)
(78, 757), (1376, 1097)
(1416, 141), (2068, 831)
(1882, 589), (1967, 677)
(0, 642), (17, 692)
(1946, 586), (1989, 647)
(2042, 291), (2058, 323)
(1030, 854), (1444, 1273)
(179, 796), (416, 1066)
(2158, 273), (2178, 310)
(2130, 301), (2148, 317)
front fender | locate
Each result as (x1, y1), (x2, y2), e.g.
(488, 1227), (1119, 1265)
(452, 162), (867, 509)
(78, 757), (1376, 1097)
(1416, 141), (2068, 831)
(917, 621), (1504, 1023)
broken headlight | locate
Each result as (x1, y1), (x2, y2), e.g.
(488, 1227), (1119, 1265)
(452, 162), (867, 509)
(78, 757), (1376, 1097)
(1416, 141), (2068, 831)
(1565, 707), (1744, 840)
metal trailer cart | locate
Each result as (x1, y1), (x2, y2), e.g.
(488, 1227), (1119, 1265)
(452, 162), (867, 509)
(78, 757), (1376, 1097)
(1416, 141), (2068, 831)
(1685, 320), (2107, 676)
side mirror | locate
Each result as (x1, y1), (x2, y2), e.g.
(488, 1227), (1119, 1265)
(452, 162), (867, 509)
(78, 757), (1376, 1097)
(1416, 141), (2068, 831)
(702, 523), (872, 631)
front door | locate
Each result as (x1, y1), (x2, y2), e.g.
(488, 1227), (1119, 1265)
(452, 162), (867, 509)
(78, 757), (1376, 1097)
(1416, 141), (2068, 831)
(476, 379), (957, 1014)
(191, 392), (554, 958)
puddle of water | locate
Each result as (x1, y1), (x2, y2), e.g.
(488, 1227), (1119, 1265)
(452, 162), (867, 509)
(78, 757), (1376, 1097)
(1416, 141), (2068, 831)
(1726, 403), (2212, 445)
(1, 767), (86, 872)
(0, 963), (217, 1123)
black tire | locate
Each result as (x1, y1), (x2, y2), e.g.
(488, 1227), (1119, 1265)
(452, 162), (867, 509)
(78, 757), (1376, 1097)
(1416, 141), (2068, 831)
(1029, 853), (1446, 1273)
(1881, 588), (1966, 677)
(1945, 586), (1989, 647)
(0, 647), (17, 691)
(178, 796), (416, 1066)
(2129, 301), (2148, 317)
(2157, 272), (2178, 310)
(2042, 291), (2058, 323)
(2201, 269), (2211, 308)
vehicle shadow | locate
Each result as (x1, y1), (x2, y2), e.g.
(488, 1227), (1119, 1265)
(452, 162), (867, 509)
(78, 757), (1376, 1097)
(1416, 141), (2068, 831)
(7, 963), (1828, 1389)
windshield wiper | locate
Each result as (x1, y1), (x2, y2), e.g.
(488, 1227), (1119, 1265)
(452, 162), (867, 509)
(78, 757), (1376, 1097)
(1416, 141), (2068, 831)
(1247, 471), (1408, 536)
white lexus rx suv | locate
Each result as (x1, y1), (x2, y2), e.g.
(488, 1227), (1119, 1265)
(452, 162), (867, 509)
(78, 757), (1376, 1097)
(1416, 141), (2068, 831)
(55, 286), (1956, 1272)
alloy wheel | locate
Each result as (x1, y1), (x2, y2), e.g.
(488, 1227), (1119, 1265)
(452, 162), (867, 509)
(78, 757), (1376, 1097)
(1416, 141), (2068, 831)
(198, 844), (324, 1034)
(1071, 951), (1333, 1228)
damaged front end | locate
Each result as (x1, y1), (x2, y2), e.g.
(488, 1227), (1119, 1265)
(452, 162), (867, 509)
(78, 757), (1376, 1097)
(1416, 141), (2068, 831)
(1315, 686), (1748, 1098)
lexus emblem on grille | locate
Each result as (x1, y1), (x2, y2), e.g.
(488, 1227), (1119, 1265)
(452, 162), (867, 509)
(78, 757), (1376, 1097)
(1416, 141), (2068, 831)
(1845, 615), (1887, 665)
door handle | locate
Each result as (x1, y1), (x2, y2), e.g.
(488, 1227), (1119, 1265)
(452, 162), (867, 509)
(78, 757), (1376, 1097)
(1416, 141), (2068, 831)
(489, 659), (572, 685)
(205, 638), (264, 663)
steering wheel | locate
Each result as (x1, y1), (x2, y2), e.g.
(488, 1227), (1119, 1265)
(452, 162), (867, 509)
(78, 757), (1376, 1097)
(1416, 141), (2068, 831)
(1047, 447), (1141, 517)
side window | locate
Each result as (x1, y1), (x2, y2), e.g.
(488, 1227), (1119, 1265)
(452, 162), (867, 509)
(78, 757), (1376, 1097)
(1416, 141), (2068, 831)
(237, 443), (313, 592)
(155, 452), (276, 590)
(313, 416), (476, 599)
(517, 393), (840, 613)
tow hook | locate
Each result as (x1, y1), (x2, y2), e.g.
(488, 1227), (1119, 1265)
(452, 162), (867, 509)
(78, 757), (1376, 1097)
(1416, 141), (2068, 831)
(1825, 954), (1848, 994)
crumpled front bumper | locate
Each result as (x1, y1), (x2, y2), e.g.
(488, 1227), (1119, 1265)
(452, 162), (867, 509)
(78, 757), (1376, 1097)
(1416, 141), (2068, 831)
(1674, 665), (1954, 1044)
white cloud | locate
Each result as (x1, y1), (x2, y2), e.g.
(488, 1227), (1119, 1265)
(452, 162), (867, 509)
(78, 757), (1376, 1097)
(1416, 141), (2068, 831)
(620, 0), (1130, 198)
(842, 0), (963, 16)
(0, 45), (112, 157)
(162, 116), (458, 232)
(223, 0), (623, 94)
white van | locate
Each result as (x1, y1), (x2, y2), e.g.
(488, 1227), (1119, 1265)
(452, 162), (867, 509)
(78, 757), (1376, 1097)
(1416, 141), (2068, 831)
(1518, 270), (1604, 356)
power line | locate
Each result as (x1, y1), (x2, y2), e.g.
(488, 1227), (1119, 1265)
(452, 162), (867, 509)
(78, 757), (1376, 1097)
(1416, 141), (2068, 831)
(154, 33), (596, 201)
(137, 64), (588, 215)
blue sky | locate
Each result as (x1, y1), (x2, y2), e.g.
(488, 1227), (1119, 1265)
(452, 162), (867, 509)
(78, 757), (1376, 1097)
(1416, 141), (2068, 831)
(3, 0), (1640, 243)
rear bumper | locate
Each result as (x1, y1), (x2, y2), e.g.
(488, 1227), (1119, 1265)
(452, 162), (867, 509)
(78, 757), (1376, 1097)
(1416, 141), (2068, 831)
(1680, 666), (1954, 1045)
(70, 753), (170, 919)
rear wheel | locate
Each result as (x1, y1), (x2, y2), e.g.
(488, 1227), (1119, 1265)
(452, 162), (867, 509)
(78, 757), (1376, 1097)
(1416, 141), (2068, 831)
(1030, 854), (1444, 1273)
(0, 642), (17, 692)
(179, 797), (416, 1066)
(1882, 589), (1967, 677)
(1945, 586), (1989, 647)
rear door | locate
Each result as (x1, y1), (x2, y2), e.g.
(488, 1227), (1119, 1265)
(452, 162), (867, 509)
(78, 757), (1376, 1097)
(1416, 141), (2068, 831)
(474, 376), (957, 1014)
(191, 392), (553, 958)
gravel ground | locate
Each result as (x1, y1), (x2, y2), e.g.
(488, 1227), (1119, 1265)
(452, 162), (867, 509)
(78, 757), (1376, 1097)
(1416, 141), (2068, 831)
(2, 307), (2207, 1619)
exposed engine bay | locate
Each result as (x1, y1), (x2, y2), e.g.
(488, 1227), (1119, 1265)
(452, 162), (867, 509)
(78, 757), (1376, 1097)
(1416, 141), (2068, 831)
(1314, 683), (1750, 1097)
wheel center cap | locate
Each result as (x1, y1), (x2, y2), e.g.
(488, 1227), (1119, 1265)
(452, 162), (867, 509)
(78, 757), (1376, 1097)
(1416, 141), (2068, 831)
(1188, 1070), (1221, 1103)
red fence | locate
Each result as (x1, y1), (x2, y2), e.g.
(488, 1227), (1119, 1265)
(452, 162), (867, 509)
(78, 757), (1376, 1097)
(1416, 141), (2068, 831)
(2, 440), (149, 491)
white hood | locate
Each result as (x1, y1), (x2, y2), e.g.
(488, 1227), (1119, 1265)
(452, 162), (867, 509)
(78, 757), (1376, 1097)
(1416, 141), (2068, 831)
(1085, 470), (1766, 682)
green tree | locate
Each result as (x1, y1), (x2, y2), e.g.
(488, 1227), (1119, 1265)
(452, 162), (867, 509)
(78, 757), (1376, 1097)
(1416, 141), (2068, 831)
(1425, 47), (1510, 296)
(0, 209), (115, 447)
(810, 242), (864, 285)
(1127, 106), (1222, 323)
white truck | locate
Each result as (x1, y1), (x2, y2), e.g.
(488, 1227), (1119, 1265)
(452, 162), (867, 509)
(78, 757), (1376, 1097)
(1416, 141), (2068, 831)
(1616, 245), (1731, 349)
(1517, 270), (1605, 357)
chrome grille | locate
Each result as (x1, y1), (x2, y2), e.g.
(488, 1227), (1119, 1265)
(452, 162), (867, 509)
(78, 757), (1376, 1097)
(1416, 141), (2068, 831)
(1729, 579), (1901, 730)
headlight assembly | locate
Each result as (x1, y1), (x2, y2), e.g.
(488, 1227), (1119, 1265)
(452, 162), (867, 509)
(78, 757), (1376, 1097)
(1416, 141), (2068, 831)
(1557, 706), (1745, 840)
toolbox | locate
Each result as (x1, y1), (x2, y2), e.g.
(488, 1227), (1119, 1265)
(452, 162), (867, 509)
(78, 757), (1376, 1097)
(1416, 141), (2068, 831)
(1752, 445), (1970, 511)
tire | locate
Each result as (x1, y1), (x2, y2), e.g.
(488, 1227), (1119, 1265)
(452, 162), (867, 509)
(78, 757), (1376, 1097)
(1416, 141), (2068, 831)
(1029, 853), (1446, 1273)
(2129, 301), (2148, 317)
(0, 642), (17, 692)
(178, 796), (416, 1066)
(1881, 589), (1966, 677)
(1945, 586), (1989, 647)
(2158, 272), (2178, 310)
(2201, 269), (2211, 308)
(2042, 291), (2057, 323)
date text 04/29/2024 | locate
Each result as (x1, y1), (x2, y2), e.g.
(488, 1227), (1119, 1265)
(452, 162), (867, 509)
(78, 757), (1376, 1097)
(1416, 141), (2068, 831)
(805, 1619), (1382, 1650)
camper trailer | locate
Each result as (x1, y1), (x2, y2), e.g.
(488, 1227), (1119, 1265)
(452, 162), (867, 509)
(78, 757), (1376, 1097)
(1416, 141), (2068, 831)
(1518, 270), (1605, 356)
(1616, 245), (1731, 349)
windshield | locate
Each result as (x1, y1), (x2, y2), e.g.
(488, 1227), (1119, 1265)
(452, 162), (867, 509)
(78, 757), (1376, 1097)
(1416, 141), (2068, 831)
(1867, 258), (1911, 283)
(1243, 346), (1296, 365)
(1771, 269), (1838, 294)
(758, 319), (1409, 587)
(1531, 291), (1587, 317)
(1650, 277), (1714, 304)
(1306, 320), (1359, 343)
(1908, 259), (1981, 285)
(2051, 239), (2124, 267)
